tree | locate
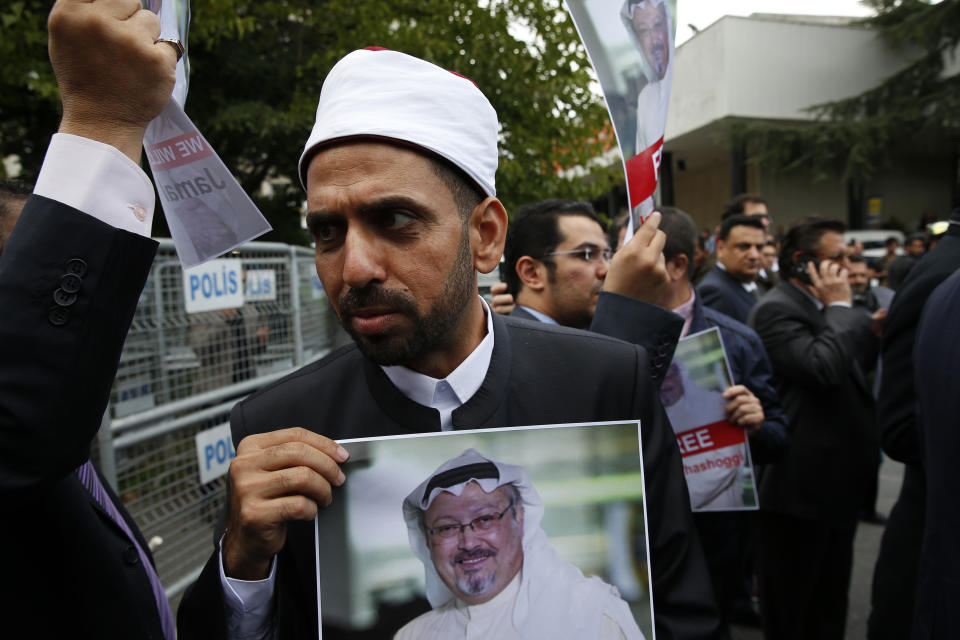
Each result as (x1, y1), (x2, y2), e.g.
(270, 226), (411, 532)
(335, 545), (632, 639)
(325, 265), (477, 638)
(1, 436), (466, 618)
(0, 1), (623, 245)
(735, 0), (960, 200)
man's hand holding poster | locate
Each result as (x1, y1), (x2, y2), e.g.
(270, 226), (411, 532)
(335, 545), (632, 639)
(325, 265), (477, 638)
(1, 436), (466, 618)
(660, 328), (760, 512)
(565, 0), (676, 240)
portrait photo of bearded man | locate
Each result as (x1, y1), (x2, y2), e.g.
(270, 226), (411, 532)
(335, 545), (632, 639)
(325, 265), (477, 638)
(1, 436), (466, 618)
(397, 449), (645, 640)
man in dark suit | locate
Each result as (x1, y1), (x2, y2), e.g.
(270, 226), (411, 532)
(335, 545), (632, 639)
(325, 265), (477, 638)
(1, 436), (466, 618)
(632, 207), (788, 638)
(0, 1), (179, 637)
(912, 265), (960, 640)
(500, 198), (681, 378)
(698, 215), (767, 324)
(502, 199), (612, 329)
(867, 207), (960, 640)
(176, 50), (719, 638)
(748, 217), (879, 640)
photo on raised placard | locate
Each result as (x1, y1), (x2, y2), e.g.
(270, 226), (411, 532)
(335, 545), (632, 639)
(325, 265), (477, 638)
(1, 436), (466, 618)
(661, 326), (759, 512)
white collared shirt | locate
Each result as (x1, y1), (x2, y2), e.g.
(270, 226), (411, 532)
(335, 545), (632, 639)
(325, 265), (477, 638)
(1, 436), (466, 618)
(516, 305), (558, 325)
(716, 262), (759, 294)
(382, 297), (496, 430)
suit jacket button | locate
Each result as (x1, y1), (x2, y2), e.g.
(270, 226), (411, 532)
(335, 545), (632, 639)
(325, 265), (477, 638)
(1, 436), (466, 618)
(123, 545), (139, 565)
(60, 273), (82, 293)
(66, 258), (87, 277)
(54, 288), (78, 307)
(48, 307), (68, 326)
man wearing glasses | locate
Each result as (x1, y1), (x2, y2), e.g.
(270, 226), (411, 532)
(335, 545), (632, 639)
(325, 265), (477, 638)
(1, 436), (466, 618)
(397, 449), (645, 639)
(500, 199), (682, 383)
(503, 200), (615, 329)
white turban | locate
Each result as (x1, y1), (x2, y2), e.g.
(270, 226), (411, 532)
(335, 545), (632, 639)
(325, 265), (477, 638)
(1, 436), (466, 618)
(298, 48), (499, 197)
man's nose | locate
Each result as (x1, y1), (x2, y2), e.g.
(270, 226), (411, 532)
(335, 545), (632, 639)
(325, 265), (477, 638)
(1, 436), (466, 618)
(341, 228), (387, 289)
(597, 258), (610, 279)
(457, 524), (480, 548)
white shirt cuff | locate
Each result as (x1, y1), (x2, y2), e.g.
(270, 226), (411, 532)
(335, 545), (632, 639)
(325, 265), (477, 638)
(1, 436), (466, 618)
(33, 133), (155, 237)
(218, 535), (277, 639)
(827, 301), (853, 308)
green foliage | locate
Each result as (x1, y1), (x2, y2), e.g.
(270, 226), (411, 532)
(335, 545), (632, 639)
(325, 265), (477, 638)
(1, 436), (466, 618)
(0, 1), (61, 178)
(736, 0), (960, 184)
(0, 1), (617, 244)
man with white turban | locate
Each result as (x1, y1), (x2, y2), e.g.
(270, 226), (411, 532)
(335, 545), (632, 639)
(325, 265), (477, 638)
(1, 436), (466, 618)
(23, 6), (720, 633)
(396, 449), (645, 639)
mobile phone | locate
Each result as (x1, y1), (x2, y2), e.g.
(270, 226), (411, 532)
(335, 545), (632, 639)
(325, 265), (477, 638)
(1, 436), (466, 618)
(792, 253), (820, 285)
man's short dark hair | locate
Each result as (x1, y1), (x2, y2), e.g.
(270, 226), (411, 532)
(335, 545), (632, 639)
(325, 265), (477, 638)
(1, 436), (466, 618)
(779, 216), (846, 276)
(656, 206), (697, 280)
(0, 179), (33, 256)
(848, 254), (867, 265)
(428, 157), (485, 222)
(502, 199), (604, 295)
(718, 214), (765, 241)
(721, 193), (766, 221)
(608, 212), (629, 251)
(884, 236), (899, 247)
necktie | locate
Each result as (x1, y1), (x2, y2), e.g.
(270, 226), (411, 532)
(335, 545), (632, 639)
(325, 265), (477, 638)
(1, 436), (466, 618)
(77, 460), (176, 639)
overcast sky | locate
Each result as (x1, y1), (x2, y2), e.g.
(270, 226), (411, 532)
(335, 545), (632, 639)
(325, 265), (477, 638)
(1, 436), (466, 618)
(675, 0), (875, 44)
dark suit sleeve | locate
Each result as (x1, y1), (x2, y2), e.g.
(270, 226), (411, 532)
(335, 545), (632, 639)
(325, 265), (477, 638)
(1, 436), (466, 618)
(629, 344), (722, 639)
(876, 276), (937, 466)
(589, 292), (683, 386)
(0, 195), (157, 505)
(736, 329), (789, 464)
(912, 268), (960, 639)
(697, 280), (737, 320)
(750, 299), (874, 392)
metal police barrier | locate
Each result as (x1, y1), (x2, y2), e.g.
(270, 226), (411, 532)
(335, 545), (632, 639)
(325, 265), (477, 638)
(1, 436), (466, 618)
(94, 241), (500, 613)
(92, 239), (350, 611)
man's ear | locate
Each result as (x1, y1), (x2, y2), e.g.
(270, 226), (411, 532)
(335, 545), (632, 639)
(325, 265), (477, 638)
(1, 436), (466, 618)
(470, 197), (508, 274)
(515, 256), (547, 292)
(666, 254), (689, 283)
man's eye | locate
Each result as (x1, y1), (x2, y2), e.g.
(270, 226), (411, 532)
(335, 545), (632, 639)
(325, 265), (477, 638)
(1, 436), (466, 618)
(381, 211), (415, 230)
(313, 221), (343, 244)
(472, 515), (497, 529)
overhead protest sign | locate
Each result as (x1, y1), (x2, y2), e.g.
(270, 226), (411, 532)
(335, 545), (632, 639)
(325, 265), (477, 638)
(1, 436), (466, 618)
(314, 422), (655, 639)
(564, 0), (677, 240)
(142, 0), (272, 268)
(660, 327), (759, 512)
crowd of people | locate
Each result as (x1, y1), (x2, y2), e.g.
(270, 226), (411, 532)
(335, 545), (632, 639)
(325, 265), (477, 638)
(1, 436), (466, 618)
(2, 2), (959, 639)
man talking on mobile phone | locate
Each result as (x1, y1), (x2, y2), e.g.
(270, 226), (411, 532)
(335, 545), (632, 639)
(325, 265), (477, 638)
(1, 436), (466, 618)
(746, 217), (880, 640)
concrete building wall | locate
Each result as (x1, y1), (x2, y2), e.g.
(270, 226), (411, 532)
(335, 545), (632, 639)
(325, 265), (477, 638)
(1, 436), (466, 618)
(666, 15), (910, 140)
(661, 14), (955, 231)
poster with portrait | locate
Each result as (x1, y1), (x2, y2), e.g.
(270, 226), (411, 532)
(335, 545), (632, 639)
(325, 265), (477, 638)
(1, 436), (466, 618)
(660, 327), (759, 512)
(141, 0), (273, 268)
(564, 0), (677, 240)
(314, 422), (655, 639)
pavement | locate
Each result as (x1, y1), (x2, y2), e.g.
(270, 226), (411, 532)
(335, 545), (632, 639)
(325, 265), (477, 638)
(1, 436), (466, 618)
(732, 457), (905, 640)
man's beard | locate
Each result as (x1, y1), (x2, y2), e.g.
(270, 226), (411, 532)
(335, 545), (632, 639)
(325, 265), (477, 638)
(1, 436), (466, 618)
(457, 571), (497, 597)
(337, 229), (474, 366)
(453, 548), (498, 597)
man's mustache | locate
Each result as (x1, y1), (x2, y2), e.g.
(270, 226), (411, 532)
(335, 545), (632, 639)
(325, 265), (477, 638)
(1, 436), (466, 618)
(453, 548), (496, 565)
(338, 284), (418, 317)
